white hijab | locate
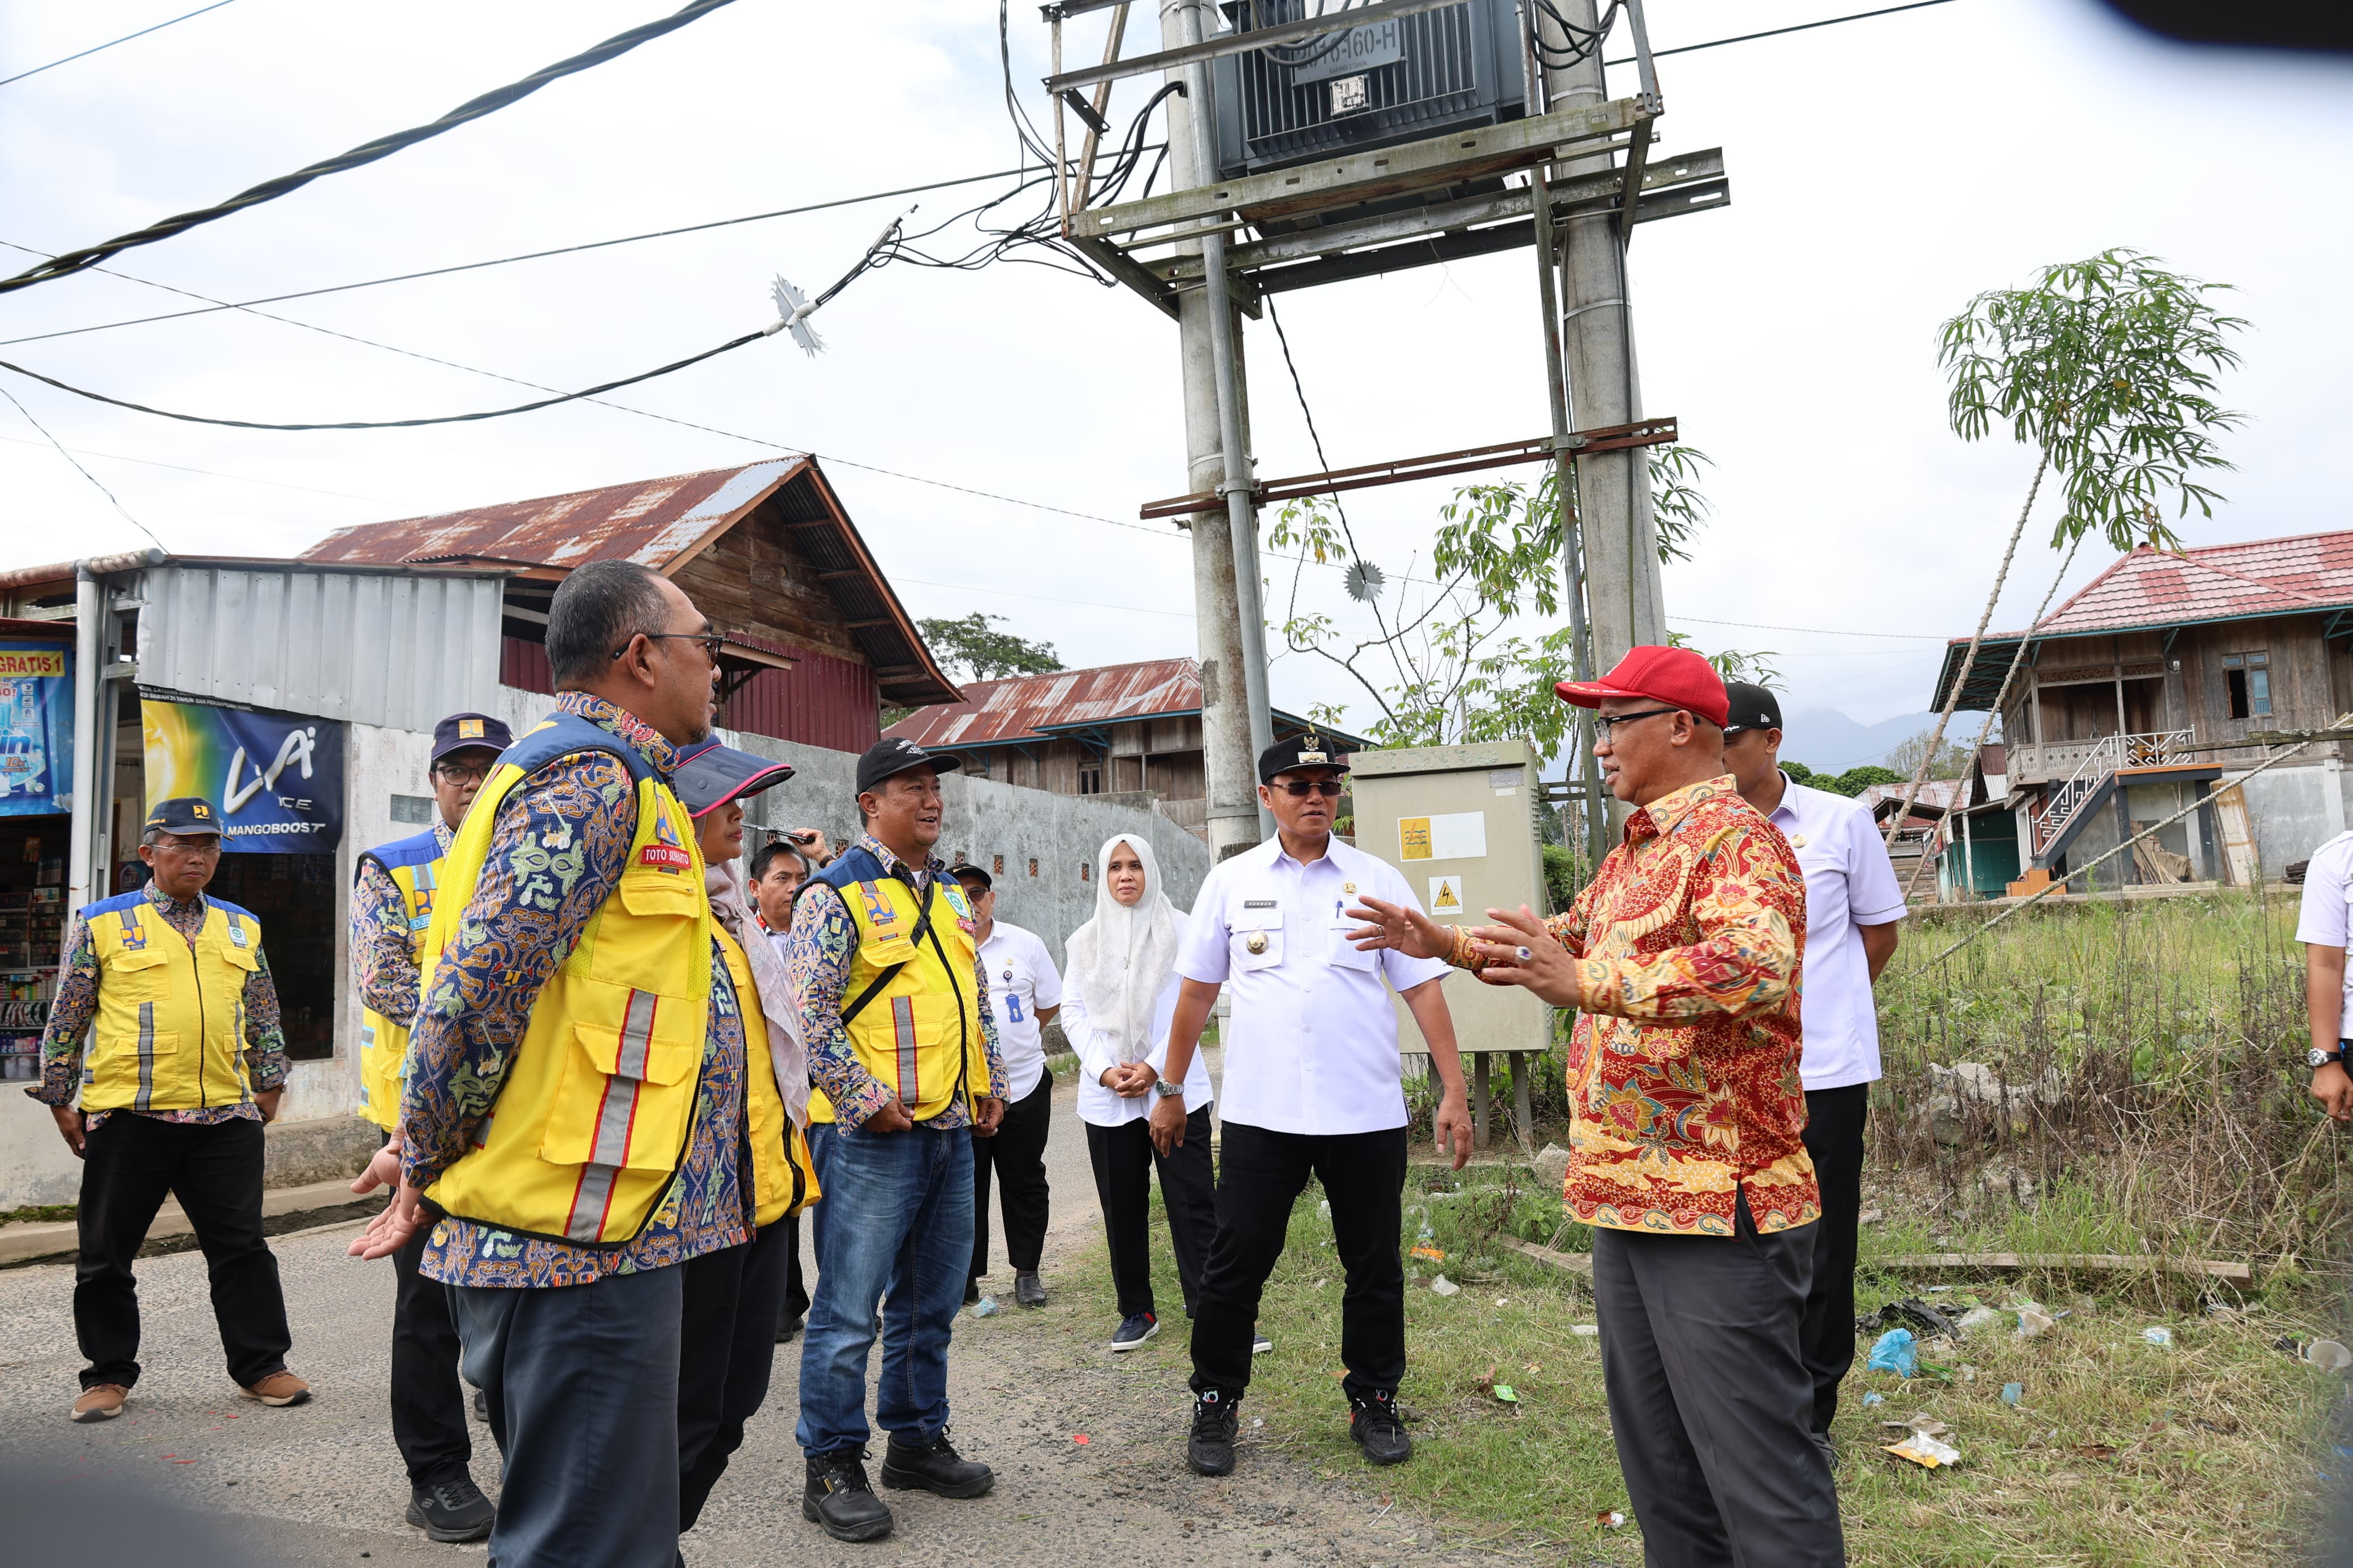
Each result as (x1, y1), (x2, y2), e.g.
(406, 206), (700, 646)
(1065, 834), (1182, 1065)
(705, 859), (811, 1129)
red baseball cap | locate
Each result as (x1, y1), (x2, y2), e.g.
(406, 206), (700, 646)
(1554, 645), (1729, 729)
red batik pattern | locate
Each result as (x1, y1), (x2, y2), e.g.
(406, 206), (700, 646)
(1464, 775), (1818, 1237)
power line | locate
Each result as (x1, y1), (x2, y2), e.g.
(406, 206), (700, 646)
(0, 0), (744, 296)
(0, 1), (240, 89)
(0, 431), (398, 503)
(1, 385), (164, 549)
(1602, 0), (1958, 66)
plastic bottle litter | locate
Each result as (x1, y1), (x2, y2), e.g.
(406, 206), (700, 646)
(972, 1297), (1000, 1318)
(1430, 1275), (1460, 1297)
(1883, 1432), (1962, 1470)
(2142, 1326), (2173, 1347)
(2015, 1304), (2055, 1340)
(2001, 1381), (2024, 1406)
(1865, 1328), (1919, 1378)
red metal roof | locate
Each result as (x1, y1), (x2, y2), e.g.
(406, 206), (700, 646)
(885, 659), (1205, 749)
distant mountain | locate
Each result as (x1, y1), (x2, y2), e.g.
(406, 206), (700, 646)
(1777, 708), (1989, 776)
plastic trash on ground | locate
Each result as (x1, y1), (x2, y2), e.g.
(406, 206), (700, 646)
(1596, 1510), (1626, 1528)
(1865, 1328), (1919, 1378)
(2142, 1326), (2173, 1347)
(1884, 1432), (1962, 1469)
(1571, 1324), (1599, 1337)
(2016, 1304), (2055, 1339)
(2308, 1339), (2353, 1373)
(1430, 1274), (1460, 1297)
(1861, 1392), (1886, 1407)
(2001, 1382), (2024, 1406)
(1493, 1385), (1519, 1403)
(971, 1297), (1000, 1318)
(1957, 1306), (2003, 1336)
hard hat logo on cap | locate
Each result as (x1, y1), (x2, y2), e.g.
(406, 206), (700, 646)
(192, 803), (210, 818)
(458, 718), (485, 740)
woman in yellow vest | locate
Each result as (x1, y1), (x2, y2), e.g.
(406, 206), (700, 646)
(670, 736), (822, 1536)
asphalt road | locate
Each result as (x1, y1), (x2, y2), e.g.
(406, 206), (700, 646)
(0, 1058), (1519, 1568)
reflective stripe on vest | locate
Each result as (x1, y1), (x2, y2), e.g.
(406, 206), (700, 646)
(417, 711), (713, 1249)
(817, 858), (988, 1123)
(81, 892), (261, 1114)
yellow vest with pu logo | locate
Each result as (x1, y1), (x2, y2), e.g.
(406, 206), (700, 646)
(354, 828), (445, 1131)
(823, 857), (988, 1122)
(713, 923), (820, 1223)
(80, 891), (262, 1113)
(416, 712), (713, 1247)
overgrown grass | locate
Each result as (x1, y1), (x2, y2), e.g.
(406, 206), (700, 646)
(1083, 1176), (2348, 1565)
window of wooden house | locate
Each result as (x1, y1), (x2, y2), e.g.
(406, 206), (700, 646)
(1078, 765), (1102, 795)
(2223, 652), (2272, 719)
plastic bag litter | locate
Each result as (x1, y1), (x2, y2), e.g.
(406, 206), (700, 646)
(1861, 1392), (1886, 1407)
(2142, 1326), (2173, 1347)
(1430, 1275), (1461, 1297)
(1957, 1306), (2003, 1336)
(971, 1297), (1000, 1318)
(1884, 1432), (1962, 1469)
(2001, 1382), (2024, 1406)
(1856, 1298), (1963, 1340)
(2308, 1339), (2353, 1373)
(2016, 1305), (2055, 1340)
(1865, 1329), (1919, 1378)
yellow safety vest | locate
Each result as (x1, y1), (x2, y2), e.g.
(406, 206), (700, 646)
(713, 923), (820, 1224)
(416, 711), (714, 1247)
(354, 827), (445, 1131)
(818, 855), (988, 1122)
(80, 891), (262, 1113)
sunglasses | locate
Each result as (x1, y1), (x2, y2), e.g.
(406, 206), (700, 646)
(1268, 779), (1346, 798)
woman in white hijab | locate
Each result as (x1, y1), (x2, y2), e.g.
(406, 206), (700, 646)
(1063, 833), (1217, 1351)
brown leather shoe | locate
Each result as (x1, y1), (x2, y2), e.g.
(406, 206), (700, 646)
(71, 1384), (128, 1423)
(239, 1370), (312, 1407)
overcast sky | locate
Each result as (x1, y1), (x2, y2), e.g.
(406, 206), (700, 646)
(2, 0), (2346, 741)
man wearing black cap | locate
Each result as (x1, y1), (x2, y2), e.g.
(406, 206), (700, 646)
(950, 857), (1062, 1308)
(1722, 681), (1904, 1465)
(1152, 736), (1474, 1478)
(29, 796), (308, 1423)
(785, 737), (1009, 1543)
(346, 711), (511, 1541)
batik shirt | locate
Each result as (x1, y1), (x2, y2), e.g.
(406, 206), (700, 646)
(1449, 775), (1816, 1236)
(785, 832), (1007, 1128)
(29, 880), (287, 1130)
(402, 691), (752, 1289)
(352, 818), (455, 1024)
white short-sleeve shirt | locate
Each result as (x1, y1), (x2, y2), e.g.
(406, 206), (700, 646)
(2295, 831), (2353, 1038)
(1766, 774), (1907, 1091)
(1064, 910), (1214, 1128)
(1175, 835), (1451, 1136)
(978, 920), (1063, 1102)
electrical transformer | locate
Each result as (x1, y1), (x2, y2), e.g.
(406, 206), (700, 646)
(1211, 1), (1529, 184)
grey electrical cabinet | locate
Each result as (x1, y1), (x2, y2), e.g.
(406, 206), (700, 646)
(1348, 738), (1548, 1146)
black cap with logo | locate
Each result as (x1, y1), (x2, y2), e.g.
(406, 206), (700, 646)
(947, 859), (992, 890)
(145, 797), (223, 837)
(856, 736), (962, 796)
(1256, 735), (1351, 785)
(431, 712), (514, 766)
(1721, 682), (1784, 737)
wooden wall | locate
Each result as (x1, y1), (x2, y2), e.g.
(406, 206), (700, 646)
(670, 494), (867, 663)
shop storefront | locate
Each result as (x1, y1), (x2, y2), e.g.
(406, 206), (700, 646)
(0, 628), (74, 1090)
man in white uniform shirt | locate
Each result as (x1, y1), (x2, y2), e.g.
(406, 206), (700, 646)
(1722, 683), (1904, 1458)
(1154, 737), (1475, 1478)
(2297, 831), (2353, 1124)
(953, 861), (1062, 1308)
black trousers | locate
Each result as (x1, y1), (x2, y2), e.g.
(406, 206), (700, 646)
(1592, 1195), (1845, 1568)
(381, 1128), (472, 1487)
(969, 1073), (1053, 1283)
(679, 1220), (796, 1532)
(1085, 1107), (1216, 1320)
(74, 1113), (292, 1391)
(1798, 1083), (1868, 1437)
(1189, 1121), (1406, 1403)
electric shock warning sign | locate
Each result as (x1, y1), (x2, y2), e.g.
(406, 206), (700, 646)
(1427, 875), (1464, 916)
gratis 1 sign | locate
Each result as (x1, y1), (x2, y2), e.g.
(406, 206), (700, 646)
(141, 697), (346, 853)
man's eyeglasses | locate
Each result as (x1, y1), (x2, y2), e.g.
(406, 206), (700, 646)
(1269, 779), (1346, 798)
(1593, 707), (1682, 740)
(614, 631), (727, 664)
(433, 762), (493, 785)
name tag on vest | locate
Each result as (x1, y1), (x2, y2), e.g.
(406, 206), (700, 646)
(639, 844), (692, 871)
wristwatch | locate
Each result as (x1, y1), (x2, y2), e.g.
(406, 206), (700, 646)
(2309, 1044), (2350, 1069)
(1153, 1078), (1184, 1099)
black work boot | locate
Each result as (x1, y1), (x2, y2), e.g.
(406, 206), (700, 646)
(1015, 1270), (1048, 1307)
(1350, 1389), (1413, 1466)
(1187, 1388), (1240, 1476)
(880, 1428), (995, 1498)
(803, 1451), (894, 1542)
(405, 1474), (495, 1543)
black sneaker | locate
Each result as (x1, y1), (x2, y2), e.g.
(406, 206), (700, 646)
(1187, 1389), (1239, 1476)
(803, 1452), (894, 1543)
(1350, 1390), (1412, 1466)
(880, 1427), (994, 1498)
(1110, 1311), (1159, 1351)
(1015, 1270), (1047, 1307)
(405, 1475), (495, 1543)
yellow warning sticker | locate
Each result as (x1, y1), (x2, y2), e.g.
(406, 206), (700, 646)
(1428, 875), (1463, 914)
(1399, 817), (1432, 861)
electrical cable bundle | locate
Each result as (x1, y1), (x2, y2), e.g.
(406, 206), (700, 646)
(1529, 0), (1621, 70)
(1245, 1), (1361, 70)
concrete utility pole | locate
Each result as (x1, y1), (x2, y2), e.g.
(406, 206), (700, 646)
(1164, 0), (1274, 854)
(1539, 0), (1666, 669)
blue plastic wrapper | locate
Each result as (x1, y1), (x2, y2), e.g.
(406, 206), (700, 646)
(1865, 1328), (1919, 1377)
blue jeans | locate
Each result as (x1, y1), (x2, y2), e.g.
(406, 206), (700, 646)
(796, 1122), (973, 1458)
(449, 1265), (683, 1568)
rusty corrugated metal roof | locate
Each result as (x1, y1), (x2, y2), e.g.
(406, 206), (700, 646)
(884, 657), (1372, 753)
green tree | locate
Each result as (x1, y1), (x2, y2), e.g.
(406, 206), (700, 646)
(1891, 249), (2246, 884)
(916, 612), (1062, 683)
(1826, 764), (1903, 798)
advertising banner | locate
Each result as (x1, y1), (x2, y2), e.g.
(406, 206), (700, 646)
(0, 642), (72, 818)
(141, 697), (345, 854)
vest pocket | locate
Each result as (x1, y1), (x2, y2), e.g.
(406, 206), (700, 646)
(92, 1027), (178, 1107)
(539, 1005), (699, 1173)
(106, 944), (175, 1000)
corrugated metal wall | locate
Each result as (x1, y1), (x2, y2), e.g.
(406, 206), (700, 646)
(497, 635), (878, 751)
(138, 565), (503, 732)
